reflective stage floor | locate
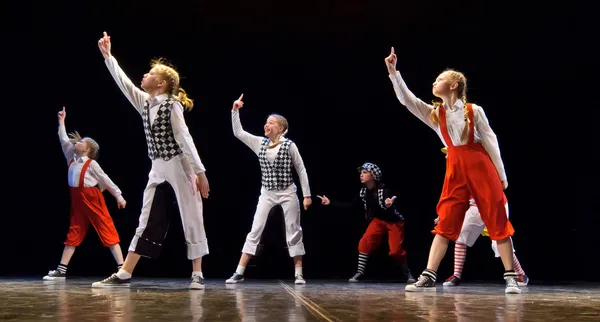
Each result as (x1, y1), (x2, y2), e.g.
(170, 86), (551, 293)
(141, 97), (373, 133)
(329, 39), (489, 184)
(1, 278), (599, 321)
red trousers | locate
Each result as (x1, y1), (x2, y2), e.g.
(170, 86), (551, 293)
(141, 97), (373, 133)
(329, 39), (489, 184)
(358, 218), (407, 263)
(64, 159), (120, 247)
(434, 104), (514, 241)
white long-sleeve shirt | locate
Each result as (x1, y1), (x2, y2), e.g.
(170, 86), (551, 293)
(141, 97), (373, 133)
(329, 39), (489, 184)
(232, 110), (311, 197)
(389, 71), (507, 182)
(104, 56), (206, 174)
(59, 124), (124, 202)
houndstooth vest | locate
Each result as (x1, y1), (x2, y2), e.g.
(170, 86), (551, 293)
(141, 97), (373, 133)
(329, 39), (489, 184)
(359, 187), (386, 211)
(142, 97), (183, 161)
(258, 138), (294, 190)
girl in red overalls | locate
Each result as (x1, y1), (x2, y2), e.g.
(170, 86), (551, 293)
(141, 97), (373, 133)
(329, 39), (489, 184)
(384, 47), (520, 294)
(43, 107), (127, 281)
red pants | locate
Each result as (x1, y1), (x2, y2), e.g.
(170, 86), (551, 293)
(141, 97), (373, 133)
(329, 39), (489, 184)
(64, 186), (120, 247)
(434, 104), (514, 241)
(358, 218), (406, 263)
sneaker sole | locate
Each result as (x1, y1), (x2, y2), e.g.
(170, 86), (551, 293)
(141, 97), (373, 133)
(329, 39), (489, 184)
(91, 283), (131, 288)
(295, 281), (306, 285)
(43, 277), (66, 281)
(225, 279), (244, 284)
(505, 287), (521, 294)
(517, 282), (528, 287)
(405, 285), (437, 292)
(442, 282), (459, 286)
(189, 283), (205, 290)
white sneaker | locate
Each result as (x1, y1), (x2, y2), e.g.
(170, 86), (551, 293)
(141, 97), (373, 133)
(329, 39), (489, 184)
(295, 274), (306, 285)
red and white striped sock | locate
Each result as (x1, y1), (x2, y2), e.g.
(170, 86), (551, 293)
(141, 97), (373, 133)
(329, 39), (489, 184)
(454, 243), (467, 279)
(512, 253), (525, 275)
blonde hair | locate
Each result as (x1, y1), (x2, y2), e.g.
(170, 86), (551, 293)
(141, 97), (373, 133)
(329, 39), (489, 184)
(429, 69), (470, 142)
(150, 58), (194, 111)
(266, 114), (289, 149)
(69, 131), (100, 160)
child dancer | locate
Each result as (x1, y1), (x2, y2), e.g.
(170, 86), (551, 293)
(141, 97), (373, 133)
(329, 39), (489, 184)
(226, 94), (312, 285)
(44, 107), (127, 281)
(437, 148), (529, 287)
(317, 162), (415, 283)
(385, 47), (520, 293)
(93, 32), (210, 289)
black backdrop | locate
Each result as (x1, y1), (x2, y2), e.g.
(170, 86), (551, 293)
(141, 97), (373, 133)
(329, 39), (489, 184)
(3, 1), (596, 282)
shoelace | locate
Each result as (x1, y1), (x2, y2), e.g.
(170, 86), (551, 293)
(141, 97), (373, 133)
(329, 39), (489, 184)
(506, 278), (519, 288)
(48, 270), (57, 275)
(414, 275), (431, 286)
(100, 274), (119, 283)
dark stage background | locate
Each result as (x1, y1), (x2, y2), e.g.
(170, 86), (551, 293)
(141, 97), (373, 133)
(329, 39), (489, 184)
(3, 1), (595, 282)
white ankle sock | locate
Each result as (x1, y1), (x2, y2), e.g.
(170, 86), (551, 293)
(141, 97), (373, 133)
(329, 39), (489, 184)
(116, 269), (132, 280)
(295, 267), (303, 276)
(192, 271), (203, 279)
(236, 265), (246, 275)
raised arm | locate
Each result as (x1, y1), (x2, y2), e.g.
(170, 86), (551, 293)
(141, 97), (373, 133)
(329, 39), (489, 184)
(57, 107), (74, 163)
(385, 47), (436, 129)
(98, 31), (149, 114)
(474, 105), (508, 187)
(231, 94), (264, 154)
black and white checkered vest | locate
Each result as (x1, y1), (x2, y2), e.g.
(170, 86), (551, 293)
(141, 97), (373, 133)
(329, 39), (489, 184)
(258, 138), (294, 190)
(142, 97), (183, 161)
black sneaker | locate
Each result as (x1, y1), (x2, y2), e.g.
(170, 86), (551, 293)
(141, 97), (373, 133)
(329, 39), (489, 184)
(43, 270), (66, 281)
(405, 274), (436, 292)
(348, 272), (364, 283)
(405, 271), (416, 284)
(190, 275), (205, 290)
(225, 273), (245, 284)
(91, 274), (131, 288)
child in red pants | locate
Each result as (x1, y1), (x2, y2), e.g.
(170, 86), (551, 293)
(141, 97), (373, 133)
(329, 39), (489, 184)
(385, 47), (519, 294)
(318, 162), (415, 283)
(43, 107), (127, 281)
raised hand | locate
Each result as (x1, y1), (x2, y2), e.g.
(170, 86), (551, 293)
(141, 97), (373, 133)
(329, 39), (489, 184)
(117, 199), (127, 209)
(196, 172), (210, 198)
(232, 93), (244, 111)
(98, 31), (112, 59)
(384, 46), (397, 74)
(433, 216), (440, 225)
(58, 106), (66, 124)
(384, 196), (397, 208)
(316, 195), (330, 206)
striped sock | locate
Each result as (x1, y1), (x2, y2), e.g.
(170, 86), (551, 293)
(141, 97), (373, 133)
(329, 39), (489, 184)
(422, 269), (437, 282)
(117, 264), (123, 272)
(512, 254), (525, 275)
(357, 252), (369, 274)
(454, 243), (467, 279)
(503, 270), (517, 280)
(57, 264), (68, 274)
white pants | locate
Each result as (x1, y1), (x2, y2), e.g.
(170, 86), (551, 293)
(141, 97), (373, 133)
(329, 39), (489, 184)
(456, 202), (515, 257)
(242, 187), (305, 257)
(129, 154), (209, 260)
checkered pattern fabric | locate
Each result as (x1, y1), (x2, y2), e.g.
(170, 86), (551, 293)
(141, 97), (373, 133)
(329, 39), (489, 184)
(142, 98), (183, 161)
(358, 162), (382, 181)
(360, 187), (386, 211)
(258, 138), (294, 190)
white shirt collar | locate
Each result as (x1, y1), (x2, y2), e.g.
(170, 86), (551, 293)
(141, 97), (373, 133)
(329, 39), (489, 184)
(444, 99), (464, 112)
(147, 93), (169, 107)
